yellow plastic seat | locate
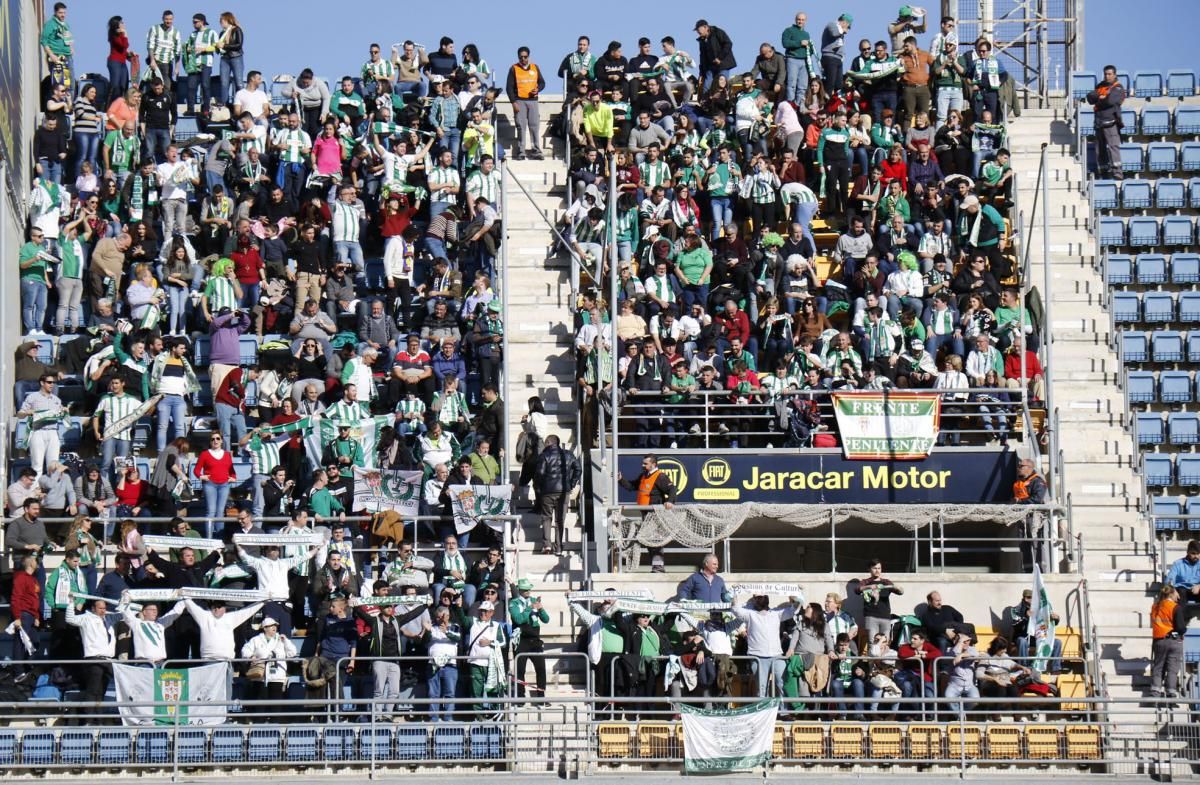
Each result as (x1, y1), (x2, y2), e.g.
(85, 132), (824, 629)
(772, 724), (788, 757)
(1065, 725), (1101, 760)
(868, 723), (903, 759)
(597, 723), (631, 759)
(790, 724), (826, 759)
(636, 722), (677, 759)
(907, 724), (944, 760)
(830, 723), (864, 759)
(947, 724), (983, 758)
(1058, 628), (1083, 661)
(1025, 725), (1062, 759)
(986, 725), (1024, 759)
(1057, 674), (1090, 712)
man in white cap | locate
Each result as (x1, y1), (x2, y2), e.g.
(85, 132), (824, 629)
(509, 577), (549, 698)
(240, 615), (299, 710)
(467, 600), (506, 716)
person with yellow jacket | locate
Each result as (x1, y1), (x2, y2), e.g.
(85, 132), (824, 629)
(1149, 585), (1186, 698)
(505, 47), (546, 160)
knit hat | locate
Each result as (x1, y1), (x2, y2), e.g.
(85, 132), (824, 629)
(898, 5), (915, 18)
(839, 13), (854, 25)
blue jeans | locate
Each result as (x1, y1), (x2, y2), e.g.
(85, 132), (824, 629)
(214, 401), (246, 447)
(156, 394), (188, 451)
(145, 128), (171, 163)
(185, 65), (213, 111)
(682, 283), (709, 309)
(335, 240), (365, 278)
(870, 91), (898, 123)
(395, 78), (428, 100)
(220, 54), (244, 105)
(20, 279), (47, 332)
(791, 201), (819, 252)
(924, 332), (965, 360)
(830, 677), (866, 718)
(709, 196), (733, 241)
(239, 281), (260, 310)
(101, 438), (131, 485)
(74, 132), (100, 174)
(786, 57), (810, 103)
(203, 481), (231, 528)
(1016, 635), (1063, 673)
(427, 664), (458, 721)
(37, 157), (62, 183)
(438, 128), (461, 161)
(167, 286), (188, 333)
(424, 236), (447, 261)
(106, 59), (129, 107)
(277, 161), (307, 204)
(936, 88), (964, 124)
(752, 655), (786, 698)
(894, 669), (935, 716)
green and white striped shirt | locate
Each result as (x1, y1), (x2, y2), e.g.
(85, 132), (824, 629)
(786, 183), (818, 203)
(466, 169), (501, 205)
(204, 276), (238, 313)
(183, 27), (219, 71)
(395, 397), (426, 420)
(432, 391), (470, 426)
(330, 200), (362, 244)
(382, 150), (416, 185)
(644, 274), (676, 303)
(362, 58), (396, 83)
(246, 435), (282, 476)
(97, 392), (142, 440)
(146, 24), (182, 65)
(273, 128), (312, 164)
(746, 171), (780, 204)
(428, 165), (460, 204)
(638, 160), (671, 190)
(326, 400), (369, 422)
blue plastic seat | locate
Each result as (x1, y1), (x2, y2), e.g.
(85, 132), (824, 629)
(1119, 143), (1144, 173)
(1078, 105), (1095, 136)
(1188, 497), (1200, 530)
(1098, 216), (1126, 246)
(1121, 180), (1152, 209)
(1144, 454), (1174, 487)
(1164, 216), (1195, 247)
(1122, 331), (1149, 362)
(1116, 71), (1132, 93)
(1161, 370), (1193, 402)
(1129, 217), (1160, 247)
(1168, 70), (1198, 98)
(0, 730), (16, 765)
(1148, 143), (1179, 172)
(1120, 108), (1139, 137)
(1137, 412), (1166, 445)
(1141, 106), (1172, 136)
(1143, 291), (1175, 323)
(470, 725), (504, 759)
(1154, 330), (1185, 362)
(176, 728), (207, 763)
(284, 727), (318, 762)
(1169, 412), (1200, 444)
(211, 728), (244, 762)
(238, 335), (260, 366)
(1070, 71), (1096, 101)
(135, 730), (170, 764)
(1134, 71), (1164, 98)
(360, 726), (394, 760)
(247, 729), (280, 762)
(1157, 179), (1187, 209)
(1153, 497), (1183, 531)
(1181, 292), (1200, 323)
(1179, 455), (1200, 486)
(432, 725), (465, 760)
(1107, 253), (1133, 284)
(399, 726), (431, 760)
(1191, 179), (1200, 208)
(193, 335), (211, 366)
(1136, 253), (1167, 284)
(323, 727), (356, 761)
(97, 730), (131, 765)
(1173, 253), (1200, 284)
(1188, 333), (1200, 363)
(1112, 291), (1141, 322)
(1183, 143), (1200, 172)
(60, 730), (94, 765)
(1176, 106), (1200, 135)
(1127, 370), (1156, 403)
(21, 335), (54, 364)
(20, 730), (55, 766)
(1092, 179), (1119, 209)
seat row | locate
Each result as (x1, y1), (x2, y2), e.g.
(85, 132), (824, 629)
(1133, 411), (1200, 446)
(21, 332), (274, 371)
(1098, 215), (1199, 248)
(1105, 143), (1200, 175)
(1142, 453), (1200, 488)
(1126, 369), (1200, 404)
(1078, 104), (1200, 138)
(1092, 179), (1200, 212)
(1149, 496), (1200, 531)
(1119, 330), (1200, 364)
(1070, 69), (1198, 100)
(1106, 252), (1200, 286)
(598, 721), (1101, 762)
(0, 724), (506, 767)
(1111, 290), (1200, 324)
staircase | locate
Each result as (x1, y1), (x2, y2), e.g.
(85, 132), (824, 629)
(1010, 106), (1158, 737)
(492, 96), (589, 697)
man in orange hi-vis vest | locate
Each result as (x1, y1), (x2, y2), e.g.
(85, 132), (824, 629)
(618, 454), (677, 573)
(505, 46), (546, 160)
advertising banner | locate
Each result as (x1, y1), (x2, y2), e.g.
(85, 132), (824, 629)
(831, 391), (941, 459)
(617, 450), (1017, 505)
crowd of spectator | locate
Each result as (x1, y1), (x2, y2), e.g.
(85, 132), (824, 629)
(558, 11), (1039, 450)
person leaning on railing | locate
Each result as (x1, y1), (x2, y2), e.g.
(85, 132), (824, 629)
(1149, 584), (1187, 699)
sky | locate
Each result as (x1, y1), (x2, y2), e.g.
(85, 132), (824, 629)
(44, 0), (1195, 94)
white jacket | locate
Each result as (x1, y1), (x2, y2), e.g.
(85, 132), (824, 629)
(65, 604), (119, 659)
(182, 599), (265, 660)
(240, 632), (298, 683)
(121, 605), (182, 662)
(238, 547), (314, 599)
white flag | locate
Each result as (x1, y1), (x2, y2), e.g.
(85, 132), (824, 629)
(681, 698), (778, 772)
(448, 484), (513, 534)
(1030, 564), (1056, 672)
(352, 467), (423, 515)
(112, 663), (232, 726)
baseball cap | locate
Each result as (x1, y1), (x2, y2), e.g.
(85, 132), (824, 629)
(479, 600), (495, 611)
(899, 5), (915, 18)
(1022, 589), (1033, 598)
(261, 617), (279, 627)
(910, 338), (924, 350)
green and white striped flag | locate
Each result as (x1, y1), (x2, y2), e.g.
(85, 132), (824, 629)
(306, 414), (395, 471)
(1030, 564), (1056, 672)
(680, 699), (779, 772)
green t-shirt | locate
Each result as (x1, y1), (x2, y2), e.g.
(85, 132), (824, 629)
(981, 160), (1010, 186)
(665, 373), (696, 405)
(19, 242), (47, 282)
(308, 487), (344, 517)
(105, 130), (137, 173)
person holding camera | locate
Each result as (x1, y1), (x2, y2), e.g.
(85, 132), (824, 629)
(509, 577), (549, 699)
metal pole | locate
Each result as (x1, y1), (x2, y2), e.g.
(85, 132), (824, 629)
(501, 162), (512, 484)
(608, 163), (620, 518)
(0, 161), (9, 501)
(1040, 143), (1057, 492)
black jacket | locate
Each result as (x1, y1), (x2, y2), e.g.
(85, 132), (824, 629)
(697, 26), (737, 75)
(1086, 80), (1125, 128)
(475, 399), (504, 444)
(618, 469), (677, 505)
(147, 550), (221, 589)
(532, 445), (582, 495)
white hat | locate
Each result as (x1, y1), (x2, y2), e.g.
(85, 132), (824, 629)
(261, 617), (279, 627)
(479, 600), (495, 611)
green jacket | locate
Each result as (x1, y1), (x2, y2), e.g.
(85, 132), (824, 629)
(308, 487), (344, 517)
(47, 563), (87, 610)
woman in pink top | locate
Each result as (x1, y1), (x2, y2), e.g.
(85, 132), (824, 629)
(312, 120), (344, 177)
(105, 87), (141, 132)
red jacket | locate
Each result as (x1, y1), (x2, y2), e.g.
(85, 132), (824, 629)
(215, 367), (249, 411)
(897, 641), (942, 681)
(715, 309), (751, 345)
(1004, 351), (1044, 381)
(194, 449), (235, 484)
(231, 246), (265, 285)
(11, 570), (41, 621)
(880, 159), (908, 189)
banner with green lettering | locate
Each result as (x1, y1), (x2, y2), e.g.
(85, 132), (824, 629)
(831, 392), (941, 460)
